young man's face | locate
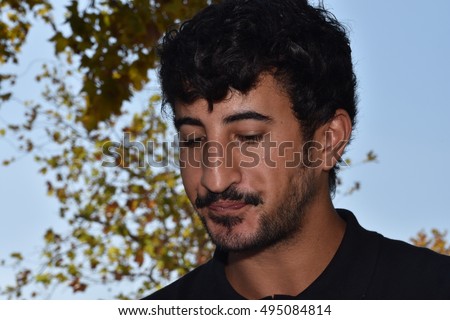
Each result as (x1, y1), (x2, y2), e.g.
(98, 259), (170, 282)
(175, 75), (321, 252)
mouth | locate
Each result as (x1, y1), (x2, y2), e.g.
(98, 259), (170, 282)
(207, 201), (248, 213)
(205, 201), (247, 229)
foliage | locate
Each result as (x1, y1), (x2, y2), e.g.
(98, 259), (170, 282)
(338, 151), (377, 196)
(0, 0), (52, 102)
(411, 230), (450, 255)
(50, 0), (219, 131)
(0, 0), (218, 299)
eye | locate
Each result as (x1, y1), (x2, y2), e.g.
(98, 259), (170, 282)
(236, 134), (263, 144)
(179, 136), (205, 148)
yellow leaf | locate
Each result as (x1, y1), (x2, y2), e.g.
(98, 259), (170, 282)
(10, 252), (23, 261)
(150, 94), (161, 103)
(127, 199), (139, 212)
(44, 229), (55, 243)
(35, 273), (52, 286)
(112, 71), (121, 79)
(107, 247), (120, 261)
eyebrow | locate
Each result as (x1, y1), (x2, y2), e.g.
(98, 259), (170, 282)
(223, 111), (273, 124)
(174, 117), (202, 130)
(174, 111), (273, 130)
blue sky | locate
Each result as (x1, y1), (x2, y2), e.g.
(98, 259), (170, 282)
(1, 0), (449, 299)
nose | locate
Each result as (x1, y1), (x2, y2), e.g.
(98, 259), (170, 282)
(200, 142), (242, 193)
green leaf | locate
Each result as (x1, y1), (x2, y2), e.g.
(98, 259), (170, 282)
(49, 32), (68, 54)
(10, 252), (23, 261)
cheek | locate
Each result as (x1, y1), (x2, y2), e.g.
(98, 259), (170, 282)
(179, 147), (202, 168)
(180, 167), (200, 201)
(255, 149), (301, 198)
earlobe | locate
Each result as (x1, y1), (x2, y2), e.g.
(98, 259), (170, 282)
(319, 109), (352, 171)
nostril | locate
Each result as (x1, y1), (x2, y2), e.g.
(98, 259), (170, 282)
(200, 164), (242, 195)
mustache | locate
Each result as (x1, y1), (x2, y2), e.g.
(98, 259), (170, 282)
(195, 186), (263, 209)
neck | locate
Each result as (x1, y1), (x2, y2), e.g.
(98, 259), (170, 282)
(224, 199), (345, 299)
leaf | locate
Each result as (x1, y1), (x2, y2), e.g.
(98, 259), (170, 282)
(55, 273), (68, 283)
(69, 278), (87, 293)
(365, 151), (377, 162)
(35, 273), (52, 286)
(127, 199), (139, 212)
(0, 93), (12, 101)
(49, 32), (68, 54)
(150, 94), (161, 103)
(107, 247), (120, 262)
(44, 229), (55, 243)
(2, 158), (15, 166)
(134, 249), (144, 267)
(10, 252), (23, 261)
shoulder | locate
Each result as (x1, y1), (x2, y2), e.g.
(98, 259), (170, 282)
(337, 209), (450, 299)
(368, 235), (450, 299)
(378, 236), (450, 276)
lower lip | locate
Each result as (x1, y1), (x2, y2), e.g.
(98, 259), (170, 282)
(208, 203), (247, 212)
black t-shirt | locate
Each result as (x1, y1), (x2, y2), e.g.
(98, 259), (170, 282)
(143, 209), (450, 299)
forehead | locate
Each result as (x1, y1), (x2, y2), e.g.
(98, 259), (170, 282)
(173, 75), (293, 128)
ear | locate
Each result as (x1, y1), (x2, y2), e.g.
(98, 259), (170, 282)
(314, 109), (353, 171)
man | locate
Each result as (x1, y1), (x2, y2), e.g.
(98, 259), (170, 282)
(144, 0), (450, 299)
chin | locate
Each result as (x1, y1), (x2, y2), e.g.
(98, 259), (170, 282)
(209, 224), (277, 252)
(206, 221), (258, 251)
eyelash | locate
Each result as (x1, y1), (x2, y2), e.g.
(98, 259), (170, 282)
(236, 134), (264, 144)
(179, 134), (264, 148)
(179, 137), (204, 148)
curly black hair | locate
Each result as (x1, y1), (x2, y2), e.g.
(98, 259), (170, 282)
(158, 0), (358, 194)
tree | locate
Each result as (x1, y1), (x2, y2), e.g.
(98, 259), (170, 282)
(411, 230), (450, 256)
(0, 0), (447, 300)
(0, 0), (52, 104)
(0, 0), (219, 299)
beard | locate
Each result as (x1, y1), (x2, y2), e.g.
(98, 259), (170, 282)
(196, 167), (317, 252)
